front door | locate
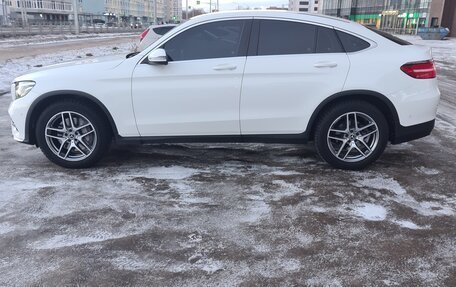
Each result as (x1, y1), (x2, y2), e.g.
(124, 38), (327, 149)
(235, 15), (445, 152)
(132, 19), (251, 136)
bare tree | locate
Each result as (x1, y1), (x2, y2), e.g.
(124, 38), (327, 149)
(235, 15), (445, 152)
(182, 8), (205, 20)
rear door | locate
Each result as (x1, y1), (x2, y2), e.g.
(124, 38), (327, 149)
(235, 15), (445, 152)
(240, 19), (350, 135)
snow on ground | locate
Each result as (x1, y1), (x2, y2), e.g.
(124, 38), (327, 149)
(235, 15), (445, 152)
(0, 32), (138, 48)
(0, 35), (455, 285)
(353, 203), (387, 221)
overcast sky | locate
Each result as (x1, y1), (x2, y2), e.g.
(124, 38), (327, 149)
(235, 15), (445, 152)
(182, 0), (289, 11)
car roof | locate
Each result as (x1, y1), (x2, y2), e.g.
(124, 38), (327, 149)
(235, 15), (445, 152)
(192, 10), (350, 25)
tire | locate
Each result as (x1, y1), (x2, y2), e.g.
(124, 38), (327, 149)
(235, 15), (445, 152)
(314, 100), (389, 170)
(35, 100), (112, 168)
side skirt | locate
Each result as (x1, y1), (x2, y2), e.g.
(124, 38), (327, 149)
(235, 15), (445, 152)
(115, 133), (310, 145)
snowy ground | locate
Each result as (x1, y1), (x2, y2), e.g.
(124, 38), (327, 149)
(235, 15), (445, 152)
(0, 33), (139, 48)
(0, 36), (455, 286)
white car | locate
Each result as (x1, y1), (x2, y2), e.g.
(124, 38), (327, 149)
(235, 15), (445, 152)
(137, 24), (177, 51)
(8, 11), (440, 169)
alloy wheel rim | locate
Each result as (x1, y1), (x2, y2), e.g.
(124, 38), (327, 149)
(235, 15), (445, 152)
(45, 111), (97, 162)
(326, 112), (379, 163)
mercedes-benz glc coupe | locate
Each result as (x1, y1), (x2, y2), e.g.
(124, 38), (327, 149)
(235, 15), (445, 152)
(8, 11), (440, 169)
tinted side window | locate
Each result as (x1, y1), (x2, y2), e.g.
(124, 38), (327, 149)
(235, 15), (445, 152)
(257, 20), (316, 56)
(316, 26), (344, 53)
(162, 20), (245, 61)
(336, 30), (370, 52)
(153, 26), (174, 35)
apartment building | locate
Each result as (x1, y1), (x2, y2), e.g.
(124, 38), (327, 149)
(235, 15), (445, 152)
(288, 0), (320, 13)
(171, 0), (181, 22)
(5, 0), (73, 24)
(93, 0), (180, 25)
(1, 1), (9, 25)
(2, 0), (181, 26)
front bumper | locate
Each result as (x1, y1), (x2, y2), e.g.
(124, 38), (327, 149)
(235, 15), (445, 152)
(10, 120), (24, 142)
(8, 95), (32, 144)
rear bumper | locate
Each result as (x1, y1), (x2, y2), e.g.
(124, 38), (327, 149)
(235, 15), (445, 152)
(391, 119), (435, 144)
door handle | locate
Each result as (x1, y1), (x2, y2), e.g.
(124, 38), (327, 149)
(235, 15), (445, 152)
(314, 62), (338, 68)
(213, 64), (237, 71)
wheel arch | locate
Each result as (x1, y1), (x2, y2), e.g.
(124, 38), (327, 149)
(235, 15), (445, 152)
(307, 90), (400, 142)
(25, 90), (119, 146)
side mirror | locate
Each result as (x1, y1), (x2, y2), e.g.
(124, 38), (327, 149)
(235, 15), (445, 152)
(147, 48), (168, 65)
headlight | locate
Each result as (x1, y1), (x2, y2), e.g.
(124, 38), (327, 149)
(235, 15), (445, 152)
(14, 81), (35, 100)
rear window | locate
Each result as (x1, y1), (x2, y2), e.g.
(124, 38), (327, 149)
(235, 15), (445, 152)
(336, 30), (371, 52)
(153, 26), (175, 35)
(367, 27), (412, 46)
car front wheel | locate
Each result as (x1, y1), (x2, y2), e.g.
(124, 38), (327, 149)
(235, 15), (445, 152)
(36, 100), (111, 168)
(314, 101), (389, 170)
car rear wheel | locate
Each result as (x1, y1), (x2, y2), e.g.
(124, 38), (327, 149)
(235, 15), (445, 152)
(36, 100), (111, 168)
(314, 101), (389, 170)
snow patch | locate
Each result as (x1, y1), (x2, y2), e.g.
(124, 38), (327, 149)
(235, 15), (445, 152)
(393, 220), (428, 230)
(110, 253), (156, 271)
(296, 232), (314, 246)
(138, 166), (200, 180)
(196, 258), (225, 274)
(353, 203), (387, 221)
(271, 180), (314, 201)
(241, 199), (271, 223)
(415, 166), (440, 175)
(355, 175), (407, 195)
(306, 276), (342, 286)
(268, 170), (303, 176)
(310, 206), (329, 213)
(30, 227), (152, 250)
(31, 233), (118, 249)
(169, 182), (212, 205)
(144, 166), (200, 180)
(256, 258), (302, 278)
(419, 201), (454, 217)
(0, 223), (15, 235)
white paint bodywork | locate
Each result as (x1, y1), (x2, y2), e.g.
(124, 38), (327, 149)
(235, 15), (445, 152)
(132, 56), (246, 136)
(240, 52), (350, 134)
(8, 10), (440, 143)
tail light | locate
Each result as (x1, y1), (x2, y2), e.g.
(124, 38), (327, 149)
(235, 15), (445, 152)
(139, 28), (150, 42)
(400, 60), (436, 79)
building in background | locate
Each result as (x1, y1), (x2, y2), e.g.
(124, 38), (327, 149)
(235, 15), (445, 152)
(321, 0), (456, 36)
(77, 0), (108, 26)
(78, 0), (180, 26)
(289, 0), (320, 13)
(1, 0), (10, 25)
(2, 0), (182, 26)
(170, 0), (182, 23)
(6, 0), (73, 25)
